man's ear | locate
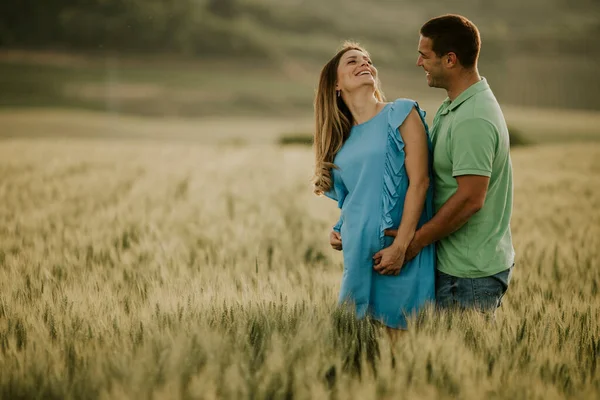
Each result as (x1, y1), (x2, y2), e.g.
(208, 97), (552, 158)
(445, 52), (458, 67)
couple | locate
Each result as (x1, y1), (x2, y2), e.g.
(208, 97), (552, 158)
(313, 15), (515, 333)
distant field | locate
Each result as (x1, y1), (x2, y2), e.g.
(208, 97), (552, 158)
(0, 54), (316, 117)
(0, 135), (598, 398)
(0, 49), (599, 120)
(1, 106), (599, 145)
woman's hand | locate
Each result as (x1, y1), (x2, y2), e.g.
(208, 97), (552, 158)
(385, 229), (424, 263)
(330, 230), (342, 251)
(372, 243), (406, 275)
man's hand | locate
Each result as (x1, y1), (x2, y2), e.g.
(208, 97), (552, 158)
(373, 242), (406, 275)
(384, 229), (425, 263)
(330, 230), (342, 251)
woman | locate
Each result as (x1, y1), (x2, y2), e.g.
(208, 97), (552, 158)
(313, 42), (435, 333)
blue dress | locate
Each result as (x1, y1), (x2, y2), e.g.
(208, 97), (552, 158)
(325, 98), (436, 329)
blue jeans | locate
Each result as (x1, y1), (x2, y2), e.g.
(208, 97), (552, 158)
(435, 265), (513, 313)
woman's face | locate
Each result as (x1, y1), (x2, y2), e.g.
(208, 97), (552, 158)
(335, 49), (377, 95)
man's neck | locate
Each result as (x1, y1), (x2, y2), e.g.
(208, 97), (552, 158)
(446, 69), (481, 102)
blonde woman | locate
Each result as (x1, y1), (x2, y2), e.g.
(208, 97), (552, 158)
(313, 42), (435, 333)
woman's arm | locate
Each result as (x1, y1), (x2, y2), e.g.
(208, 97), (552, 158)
(393, 107), (430, 251)
(373, 107), (429, 275)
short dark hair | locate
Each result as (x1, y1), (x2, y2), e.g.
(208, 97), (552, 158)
(420, 14), (481, 68)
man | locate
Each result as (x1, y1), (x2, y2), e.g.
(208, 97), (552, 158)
(387, 14), (515, 313)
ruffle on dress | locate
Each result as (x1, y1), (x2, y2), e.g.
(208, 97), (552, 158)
(380, 99), (428, 246)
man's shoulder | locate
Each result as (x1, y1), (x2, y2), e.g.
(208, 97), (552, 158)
(458, 89), (498, 113)
(453, 91), (504, 128)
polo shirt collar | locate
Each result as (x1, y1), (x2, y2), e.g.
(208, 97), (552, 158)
(440, 77), (490, 115)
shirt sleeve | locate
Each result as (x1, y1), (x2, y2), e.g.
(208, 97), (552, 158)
(451, 118), (498, 177)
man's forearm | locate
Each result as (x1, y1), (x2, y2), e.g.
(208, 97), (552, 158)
(416, 191), (481, 247)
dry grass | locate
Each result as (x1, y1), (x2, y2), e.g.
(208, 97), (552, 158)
(0, 137), (599, 399)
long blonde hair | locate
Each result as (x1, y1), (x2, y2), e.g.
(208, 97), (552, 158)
(312, 42), (385, 196)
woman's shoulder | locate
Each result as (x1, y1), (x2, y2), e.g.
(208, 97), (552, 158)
(387, 98), (425, 128)
(390, 98), (421, 109)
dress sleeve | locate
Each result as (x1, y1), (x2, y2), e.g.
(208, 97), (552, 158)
(325, 171), (347, 232)
(324, 172), (347, 209)
(332, 215), (343, 233)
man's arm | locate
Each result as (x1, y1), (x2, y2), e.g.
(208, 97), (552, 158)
(411, 174), (488, 249)
(388, 117), (497, 260)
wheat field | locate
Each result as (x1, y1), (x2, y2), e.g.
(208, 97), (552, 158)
(0, 137), (599, 399)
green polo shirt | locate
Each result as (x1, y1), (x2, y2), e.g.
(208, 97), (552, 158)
(430, 78), (515, 278)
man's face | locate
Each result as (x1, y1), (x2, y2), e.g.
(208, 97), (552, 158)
(417, 36), (446, 88)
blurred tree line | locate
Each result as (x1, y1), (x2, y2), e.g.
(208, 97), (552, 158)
(0, 0), (272, 57)
(0, 0), (598, 61)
